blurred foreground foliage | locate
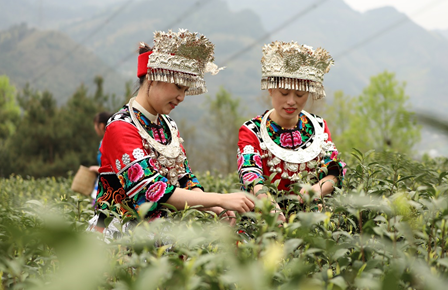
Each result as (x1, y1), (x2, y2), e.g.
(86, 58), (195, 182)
(1, 150), (448, 289)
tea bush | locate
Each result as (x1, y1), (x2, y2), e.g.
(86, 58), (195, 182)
(1, 151), (448, 289)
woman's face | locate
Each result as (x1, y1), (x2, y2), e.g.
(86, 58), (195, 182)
(269, 88), (309, 128)
(146, 81), (189, 115)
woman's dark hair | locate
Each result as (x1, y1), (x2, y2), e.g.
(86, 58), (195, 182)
(94, 112), (113, 125)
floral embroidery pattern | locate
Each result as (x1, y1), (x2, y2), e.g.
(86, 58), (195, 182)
(300, 114), (308, 124)
(279, 131), (302, 148)
(122, 153), (131, 165)
(145, 181), (167, 202)
(120, 159), (155, 190)
(151, 127), (167, 143)
(118, 175), (125, 187)
(330, 150), (338, 160)
(128, 163), (144, 182)
(253, 155), (262, 168)
(242, 172), (259, 183)
(135, 111), (171, 145)
(340, 161), (347, 176)
(237, 155), (244, 170)
(250, 112), (313, 150)
(149, 157), (158, 169)
(243, 145), (255, 154)
(132, 148), (145, 159)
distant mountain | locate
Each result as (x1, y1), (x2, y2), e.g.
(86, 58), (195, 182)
(0, 24), (127, 104)
(0, 0), (104, 30)
(226, 0), (448, 114)
(60, 0), (264, 90)
(3, 0), (448, 112)
(59, 0), (268, 120)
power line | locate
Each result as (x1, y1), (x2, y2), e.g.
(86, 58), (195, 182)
(334, 0), (445, 59)
(100, 0), (213, 79)
(222, 0), (329, 66)
(30, 0), (136, 84)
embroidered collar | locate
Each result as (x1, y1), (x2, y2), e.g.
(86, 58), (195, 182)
(260, 109), (325, 164)
(128, 97), (186, 186)
(133, 99), (158, 123)
(262, 111), (314, 150)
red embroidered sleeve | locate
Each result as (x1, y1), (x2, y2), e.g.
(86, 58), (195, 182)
(237, 125), (265, 192)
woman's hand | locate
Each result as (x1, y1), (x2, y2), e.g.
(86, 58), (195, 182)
(89, 165), (100, 173)
(271, 207), (286, 223)
(297, 187), (310, 203)
(208, 206), (237, 226)
(253, 185), (285, 222)
(219, 192), (255, 214)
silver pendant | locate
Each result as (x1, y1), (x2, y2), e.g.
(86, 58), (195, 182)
(286, 162), (298, 172)
(272, 157), (281, 166)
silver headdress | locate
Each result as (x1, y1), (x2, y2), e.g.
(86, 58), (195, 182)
(261, 41), (334, 100)
(140, 29), (224, 95)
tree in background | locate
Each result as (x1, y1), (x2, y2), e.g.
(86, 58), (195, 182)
(6, 85), (64, 176)
(0, 76), (20, 141)
(94, 75), (130, 112)
(2, 75), (127, 177)
(176, 118), (199, 170)
(323, 71), (420, 156)
(202, 87), (246, 174)
(0, 76), (20, 176)
(322, 90), (354, 154)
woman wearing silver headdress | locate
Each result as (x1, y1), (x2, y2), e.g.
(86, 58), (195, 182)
(237, 41), (345, 218)
(88, 29), (254, 236)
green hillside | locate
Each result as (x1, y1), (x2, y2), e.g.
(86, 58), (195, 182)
(0, 0), (102, 30)
(59, 0), (270, 121)
(0, 24), (127, 104)
(60, 0), (264, 99)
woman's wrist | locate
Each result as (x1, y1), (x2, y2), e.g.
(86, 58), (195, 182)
(215, 193), (225, 208)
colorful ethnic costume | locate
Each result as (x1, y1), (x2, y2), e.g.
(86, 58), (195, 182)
(238, 41), (345, 200)
(87, 29), (222, 238)
(238, 109), (344, 193)
(89, 100), (202, 232)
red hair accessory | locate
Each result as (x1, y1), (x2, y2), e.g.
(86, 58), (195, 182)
(137, 51), (153, 78)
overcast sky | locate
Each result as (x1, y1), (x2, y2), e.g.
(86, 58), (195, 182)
(343, 0), (448, 30)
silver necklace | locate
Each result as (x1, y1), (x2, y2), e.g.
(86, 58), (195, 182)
(260, 109), (326, 180)
(128, 97), (186, 186)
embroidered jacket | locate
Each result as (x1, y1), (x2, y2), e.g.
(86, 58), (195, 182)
(237, 110), (345, 193)
(94, 105), (203, 223)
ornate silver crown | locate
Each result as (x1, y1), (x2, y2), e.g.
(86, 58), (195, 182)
(145, 29), (223, 95)
(261, 41), (334, 99)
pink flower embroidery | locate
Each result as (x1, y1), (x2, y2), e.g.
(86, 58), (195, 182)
(243, 172), (259, 183)
(149, 158), (158, 170)
(128, 163), (144, 182)
(253, 155), (262, 168)
(237, 155), (244, 170)
(152, 128), (167, 143)
(279, 131), (302, 148)
(330, 150), (339, 160)
(340, 161), (347, 176)
(145, 181), (167, 202)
